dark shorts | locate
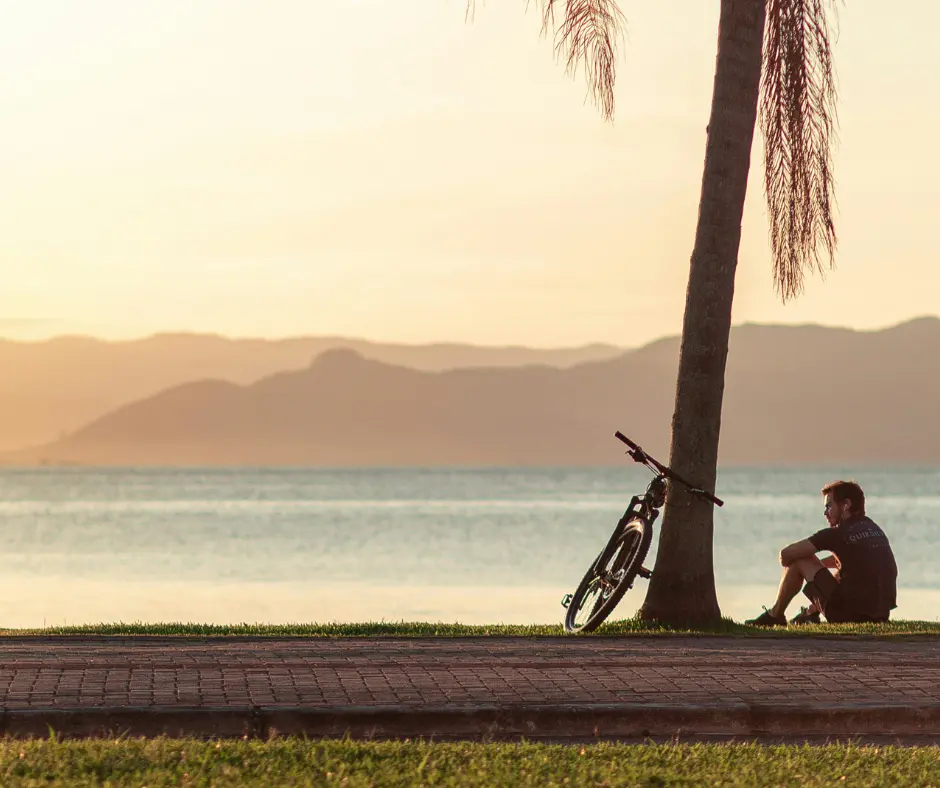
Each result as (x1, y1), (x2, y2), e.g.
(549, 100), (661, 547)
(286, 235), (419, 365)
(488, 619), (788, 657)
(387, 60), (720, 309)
(802, 569), (889, 624)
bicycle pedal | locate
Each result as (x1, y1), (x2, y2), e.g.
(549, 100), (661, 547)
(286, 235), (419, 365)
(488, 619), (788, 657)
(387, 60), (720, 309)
(637, 566), (652, 579)
(560, 593), (573, 609)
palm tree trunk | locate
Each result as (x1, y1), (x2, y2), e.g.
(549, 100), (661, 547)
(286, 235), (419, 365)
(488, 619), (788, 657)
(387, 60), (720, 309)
(639, 0), (767, 625)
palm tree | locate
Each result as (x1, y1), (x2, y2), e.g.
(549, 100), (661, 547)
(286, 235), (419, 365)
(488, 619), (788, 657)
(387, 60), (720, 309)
(471, 0), (839, 625)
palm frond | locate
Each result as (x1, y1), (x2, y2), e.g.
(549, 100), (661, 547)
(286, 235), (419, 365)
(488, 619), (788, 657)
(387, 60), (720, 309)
(467, 0), (626, 121)
(760, 0), (840, 302)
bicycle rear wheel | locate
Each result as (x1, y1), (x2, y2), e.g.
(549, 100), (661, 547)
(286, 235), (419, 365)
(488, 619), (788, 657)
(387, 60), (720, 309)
(564, 517), (652, 633)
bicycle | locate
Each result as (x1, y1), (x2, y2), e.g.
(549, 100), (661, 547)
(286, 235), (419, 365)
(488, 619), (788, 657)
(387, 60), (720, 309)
(560, 430), (724, 633)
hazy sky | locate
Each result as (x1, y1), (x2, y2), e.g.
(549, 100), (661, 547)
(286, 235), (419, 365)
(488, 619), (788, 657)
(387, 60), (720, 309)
(2, 1), (938, 347)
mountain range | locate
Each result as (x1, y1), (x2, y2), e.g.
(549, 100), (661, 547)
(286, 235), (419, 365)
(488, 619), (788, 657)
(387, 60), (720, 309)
(5, 317), (938, 466)
(0, 333), (621, 452)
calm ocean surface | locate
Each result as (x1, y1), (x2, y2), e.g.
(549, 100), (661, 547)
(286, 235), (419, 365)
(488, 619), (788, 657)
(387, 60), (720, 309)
(1, 467), (938, 627)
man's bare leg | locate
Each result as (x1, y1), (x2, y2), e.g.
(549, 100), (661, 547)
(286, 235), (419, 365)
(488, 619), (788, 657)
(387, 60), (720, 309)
(770, 558), (825, 619)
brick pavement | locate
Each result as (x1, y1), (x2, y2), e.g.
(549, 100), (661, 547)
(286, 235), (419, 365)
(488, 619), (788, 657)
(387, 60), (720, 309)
(0, 636), (938, 739)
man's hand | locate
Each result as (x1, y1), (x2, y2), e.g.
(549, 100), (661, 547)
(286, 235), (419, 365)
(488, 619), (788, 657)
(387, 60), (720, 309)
(779, 539), (818, 567)
(821, 554), (840, 570)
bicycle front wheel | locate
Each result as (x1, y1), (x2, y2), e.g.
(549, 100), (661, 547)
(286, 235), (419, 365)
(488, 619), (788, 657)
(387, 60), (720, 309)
(563, 517), (653, 633)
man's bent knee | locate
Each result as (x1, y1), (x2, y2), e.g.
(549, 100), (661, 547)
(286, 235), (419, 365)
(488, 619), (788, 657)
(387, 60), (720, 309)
(789, 557), (825, 582)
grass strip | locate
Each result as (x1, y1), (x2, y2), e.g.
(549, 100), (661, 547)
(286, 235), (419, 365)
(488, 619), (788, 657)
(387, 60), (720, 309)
(2, 739), (938, 787)
(2, 618), (939, 638)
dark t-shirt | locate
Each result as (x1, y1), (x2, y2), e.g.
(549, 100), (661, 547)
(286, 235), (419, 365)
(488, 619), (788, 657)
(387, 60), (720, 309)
(809, 515), (898, 616)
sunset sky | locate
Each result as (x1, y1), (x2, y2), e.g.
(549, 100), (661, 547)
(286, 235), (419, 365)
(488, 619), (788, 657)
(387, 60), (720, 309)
(2, 0), (937, 347)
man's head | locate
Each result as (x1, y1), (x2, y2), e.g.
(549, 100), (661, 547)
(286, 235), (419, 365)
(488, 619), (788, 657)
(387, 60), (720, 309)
(821, 480), (866, 526)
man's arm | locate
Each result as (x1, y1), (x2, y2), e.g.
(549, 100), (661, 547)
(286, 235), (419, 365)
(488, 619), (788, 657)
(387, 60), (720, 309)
(779, 539), (818, 567)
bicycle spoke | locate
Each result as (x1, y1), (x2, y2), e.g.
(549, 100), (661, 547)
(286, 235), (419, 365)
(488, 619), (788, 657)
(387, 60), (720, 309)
(572, 576), (605, 629)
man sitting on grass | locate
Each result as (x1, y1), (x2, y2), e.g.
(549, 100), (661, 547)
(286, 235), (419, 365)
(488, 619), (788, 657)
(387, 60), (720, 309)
(746, 480), (898, 627)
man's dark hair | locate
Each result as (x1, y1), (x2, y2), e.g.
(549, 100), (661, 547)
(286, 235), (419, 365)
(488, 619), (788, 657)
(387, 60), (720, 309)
(821, 480), (866, 516)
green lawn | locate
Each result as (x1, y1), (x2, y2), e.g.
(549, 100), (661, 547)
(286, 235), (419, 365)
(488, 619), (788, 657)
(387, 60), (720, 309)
(2, 618), (939, 637)
(1, 739), (937, 787)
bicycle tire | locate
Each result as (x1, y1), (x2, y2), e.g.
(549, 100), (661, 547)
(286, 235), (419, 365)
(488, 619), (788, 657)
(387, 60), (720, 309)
(564, 517), (653, 633)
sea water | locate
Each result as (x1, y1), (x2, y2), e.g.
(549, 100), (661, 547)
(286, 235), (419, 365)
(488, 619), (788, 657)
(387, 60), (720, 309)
(0, 466), (937, 627)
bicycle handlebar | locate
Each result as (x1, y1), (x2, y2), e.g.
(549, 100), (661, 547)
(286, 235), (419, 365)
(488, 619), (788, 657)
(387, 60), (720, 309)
(614, 431), (724, 507)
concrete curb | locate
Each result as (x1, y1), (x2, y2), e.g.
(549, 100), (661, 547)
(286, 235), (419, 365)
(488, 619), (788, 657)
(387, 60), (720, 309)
(4, 702), (940, 741)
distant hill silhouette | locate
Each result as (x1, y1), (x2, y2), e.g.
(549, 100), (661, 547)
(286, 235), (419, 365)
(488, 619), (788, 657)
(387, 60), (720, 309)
(0, 333), (622, 451)
(6, 317), (939, 467)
